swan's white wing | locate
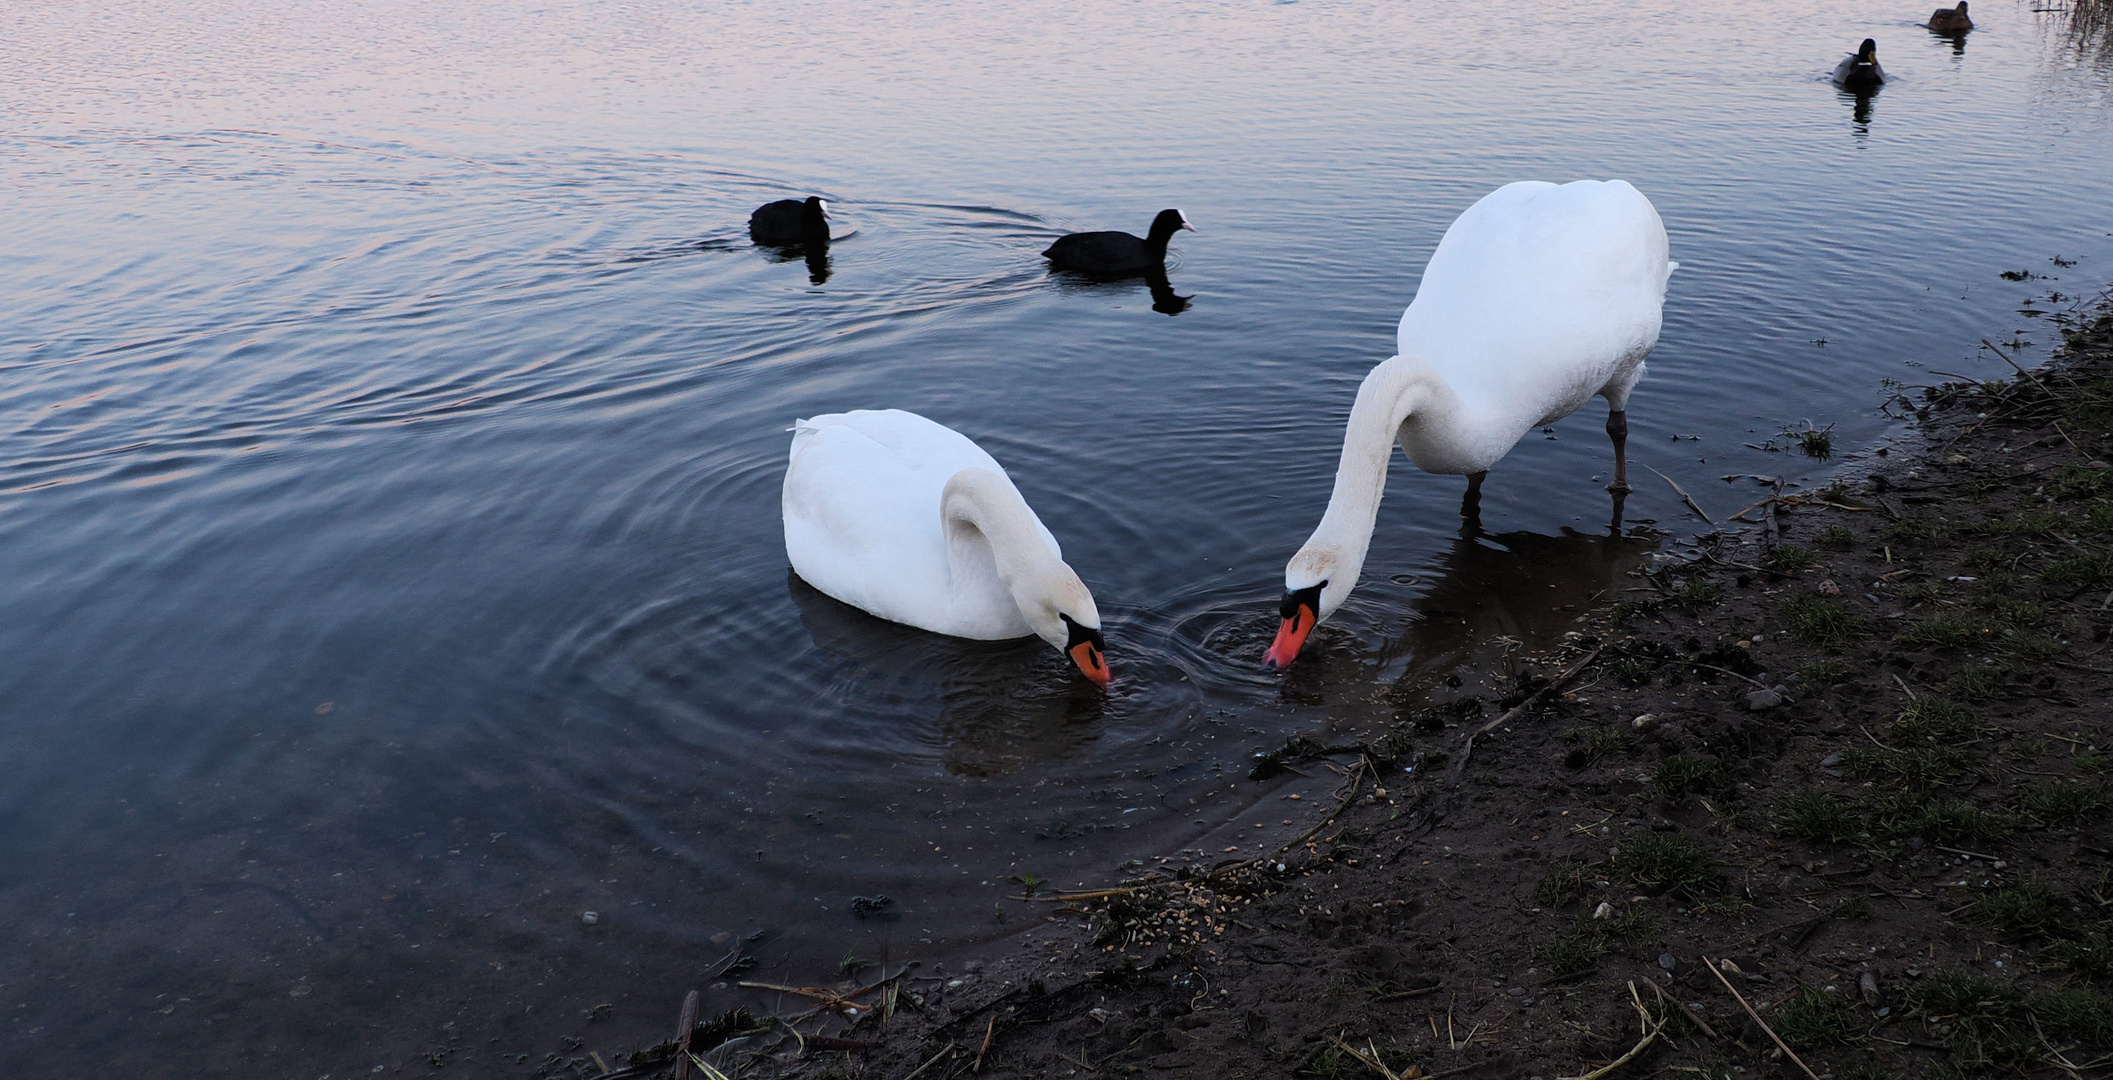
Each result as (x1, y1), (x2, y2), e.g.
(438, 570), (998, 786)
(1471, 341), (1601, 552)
(782, 409), (1059, 637)
(1399, 179), (1672, 443)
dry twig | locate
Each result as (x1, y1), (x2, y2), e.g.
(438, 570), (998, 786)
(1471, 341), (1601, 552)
(1702, 956), (1822, 1080)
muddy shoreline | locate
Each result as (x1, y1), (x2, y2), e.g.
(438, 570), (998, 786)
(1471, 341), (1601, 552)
(534, 299), (2113, 1080)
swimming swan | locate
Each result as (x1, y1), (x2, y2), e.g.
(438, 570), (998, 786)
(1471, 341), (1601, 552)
(1265, 179), (1676, 667)
(783, 409), (1110, 685)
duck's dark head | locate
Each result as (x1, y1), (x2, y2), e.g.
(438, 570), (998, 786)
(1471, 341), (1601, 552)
(1857, 38), (1879, 63)
(1146, 208), (1196, 247)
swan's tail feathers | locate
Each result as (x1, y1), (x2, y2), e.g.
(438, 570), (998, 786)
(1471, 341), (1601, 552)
(1667, 260), (1681, 274)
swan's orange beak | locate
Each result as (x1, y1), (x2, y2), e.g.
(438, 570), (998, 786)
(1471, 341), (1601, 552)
(1070, 641), (1111, 686)
(1264, 605), (1315, 667)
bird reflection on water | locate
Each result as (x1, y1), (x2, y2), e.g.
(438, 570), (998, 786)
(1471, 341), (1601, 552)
(1047, 266), (1194, 316)
(786, 572), (1105, 776)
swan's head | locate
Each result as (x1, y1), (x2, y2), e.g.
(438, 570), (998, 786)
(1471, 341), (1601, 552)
(1024, 575), (1109, 686)
(1264, 547), (1354, 667)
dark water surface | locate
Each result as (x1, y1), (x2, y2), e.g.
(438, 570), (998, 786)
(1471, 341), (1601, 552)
(6, 0), (2113, 1071)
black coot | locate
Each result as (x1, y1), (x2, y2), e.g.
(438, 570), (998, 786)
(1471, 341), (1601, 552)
(1043, 209), (1194, 276)
(1832, 39), (1885, 89)
(750, 196), (831, 247)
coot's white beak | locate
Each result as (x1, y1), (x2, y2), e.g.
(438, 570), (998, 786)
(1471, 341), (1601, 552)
(1180, 213), (1196, 232)
(818, 199), (831, 217)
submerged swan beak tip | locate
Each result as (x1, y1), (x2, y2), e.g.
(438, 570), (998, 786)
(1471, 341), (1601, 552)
(1263, 609), (1314, 668)
(1070, 642), (1111, 687)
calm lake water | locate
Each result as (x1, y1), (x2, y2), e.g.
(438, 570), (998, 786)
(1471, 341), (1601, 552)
(5, 0), (2112, 1072)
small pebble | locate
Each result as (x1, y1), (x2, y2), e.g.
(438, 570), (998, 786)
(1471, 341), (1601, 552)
(1508, 986), (1526, 996)
(1658, 953), (1677, 971)
(1743, 688), (1783, 711)
(1631, 713), (1658, 731)
(1593, 902), (1613, 920)
(1718, 958), (1742, 974)
(1820, 752), (1843, 767)
(580, 911), (599, 926)
(1818, 579), (1840, 596)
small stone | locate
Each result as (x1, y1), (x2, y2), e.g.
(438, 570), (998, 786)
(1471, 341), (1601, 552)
(2090, 460), (2109, 469)
(964, 960), (984, 974)
(1718, 958), (1742, 974)
(1744, 688), (1783, 711)
(1817, 579), (1840, 596)
(947, 979), (965, 988)
(1508, 986), (1527, 996)
(1658, 953), (1677, 971)
(1088, 1008), (1111, 1023)
(1821, 753), (1843, 767)
(580, 911), (599, 926)
(1593, 902), (1613, 920)
(1860, 969), (1882, 1007)
(1631, 713), (1659, 731)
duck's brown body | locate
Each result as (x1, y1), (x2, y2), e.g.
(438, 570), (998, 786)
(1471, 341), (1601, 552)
(1928, 1), (1972, 32)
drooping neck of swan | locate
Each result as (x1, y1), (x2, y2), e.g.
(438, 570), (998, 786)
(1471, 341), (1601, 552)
(940, 467), (1096, 647)
(1286, 356), (1440, 621)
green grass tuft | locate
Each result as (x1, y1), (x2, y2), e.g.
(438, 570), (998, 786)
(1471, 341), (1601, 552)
(1533, 862), (1597, 908)
(1889, 697), (1978, 744)
(1971, 879), (2065, 941)
(1784, 593), (1866, 649)
(2047, 933), (2113, 985)
(2044, 551), (2113, 589)
(1614, 833), (1719, 899)
(1866, 791), (2016, 843)
(1532, 916), (1607, 977)
(1897, 615), (1983, 649)
(1776, 790), (1865, 844)
(1770, 985), (1857, 1049)
(1818, 524), (1858, 549)
(1935, 667), (2003, 701)
(1842, 746), (1964, 790)
(1765, 544), (1818, 572)
(1797, 658), (1853, 684)
(2022, 780), (2106, 824)
(2052, 464), (2113, 500)
(1648, 755), (1722, 800)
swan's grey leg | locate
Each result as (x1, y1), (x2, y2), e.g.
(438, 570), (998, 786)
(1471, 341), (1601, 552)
(1605, 410), (1631, 495)
(1461, 470), (1487, 523)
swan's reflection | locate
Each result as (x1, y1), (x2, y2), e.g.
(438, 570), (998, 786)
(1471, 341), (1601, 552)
(1389, 520), (1659, 671)
(786, 572), (1104, 776)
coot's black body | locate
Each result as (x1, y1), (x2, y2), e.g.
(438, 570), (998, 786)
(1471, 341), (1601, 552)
(1042, 208), (1193, 276)
(1832, 39), (1885, 90)
(749, 196), (831, 248)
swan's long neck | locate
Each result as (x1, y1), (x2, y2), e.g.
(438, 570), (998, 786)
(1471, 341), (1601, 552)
(1288, 356), (1438, 619)
(941, 468), (1078, 644)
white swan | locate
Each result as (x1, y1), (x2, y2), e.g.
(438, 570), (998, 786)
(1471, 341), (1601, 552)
(783, 409), (1109, 685)
(1265, 179), (1676, 666)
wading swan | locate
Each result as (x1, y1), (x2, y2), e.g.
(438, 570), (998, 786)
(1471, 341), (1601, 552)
(1044, 209), (1195, 276)
(783, 409), (1110, 685)
(1264, 179), (1675, 667)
